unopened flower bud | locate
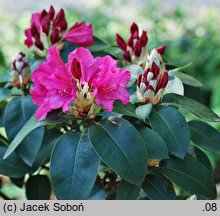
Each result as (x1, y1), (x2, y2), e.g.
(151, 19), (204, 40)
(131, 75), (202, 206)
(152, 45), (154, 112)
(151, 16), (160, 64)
(11, 52), (30, 88)
(130, 22), (139, 34)
(116, 22), (149, 67)
(136, 56), (168, 105)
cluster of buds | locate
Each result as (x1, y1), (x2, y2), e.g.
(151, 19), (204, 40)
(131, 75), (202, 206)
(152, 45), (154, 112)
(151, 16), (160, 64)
(71, 82), (101, 119)
(11, 52), (30, 90)
(25, 6), (94, 57)
(116, 22), (148, 67)
(116, 22), (166, 68)
(136, 49), (168, 105)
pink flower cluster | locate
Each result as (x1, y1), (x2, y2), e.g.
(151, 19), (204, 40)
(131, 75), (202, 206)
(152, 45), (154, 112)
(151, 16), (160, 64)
(25, 6), (94, 54)
(31, 46), (130, 119)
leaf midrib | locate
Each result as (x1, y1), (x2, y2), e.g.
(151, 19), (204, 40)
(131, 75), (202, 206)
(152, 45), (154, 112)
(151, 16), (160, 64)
(98, 123), (140, 182)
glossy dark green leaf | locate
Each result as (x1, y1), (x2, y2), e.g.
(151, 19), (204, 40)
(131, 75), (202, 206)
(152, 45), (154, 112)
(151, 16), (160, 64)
(10, 177), (24, 188)
(50, 131), (99, 200)
(142, 174), (176, 200)
(169, 71), (202, 87)
(189, 120), (220, 153)
(60, 40), (79, 63)
(193, 146), (212, 171)
(4, 96), (37, 142)
(89, 183), (106, 200)
(31, 129), (62, 171)
(3, 115), (47, 159)
(89, 117), (147, 186)
(15, 127), (45, 166)
(113, 101), (137, 118)
(159, 154), (217, 199)
(149, 106), (190, 158)
(162, 94), (220, 122)
(116, 180), (140, 200)
(25, 175), (51, 200)
(89, 36), (109, 52)
(135, 104), (153, 122)
(0, 146), (30, 177)
(0, 88), (11, 102)
(29, 58), (44, 72)
(139, 127), (168, 159)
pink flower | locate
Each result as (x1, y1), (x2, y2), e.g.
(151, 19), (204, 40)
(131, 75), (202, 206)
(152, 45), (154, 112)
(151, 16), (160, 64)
(24, 6), (94, 56)
(64, 21), (94, 47)
(31, 46), (130, 119)
(31, 46), (77, 119)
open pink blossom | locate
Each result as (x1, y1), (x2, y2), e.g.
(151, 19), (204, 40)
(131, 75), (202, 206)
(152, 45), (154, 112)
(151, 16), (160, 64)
(24, 6), (94, 56)
(31, 46), (77, 119)
(31, 46), (130, 119)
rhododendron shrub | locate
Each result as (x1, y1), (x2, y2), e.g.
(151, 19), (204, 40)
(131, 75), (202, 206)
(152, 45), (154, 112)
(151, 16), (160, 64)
(0, 7), (220, 200)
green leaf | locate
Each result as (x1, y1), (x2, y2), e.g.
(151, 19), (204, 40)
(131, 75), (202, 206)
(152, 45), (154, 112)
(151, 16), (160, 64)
(50, 131), (99, 200)
(89, 183), (106, 200)
(15, 127), (45, 166)
(189, 120), (220, 153)
(149, 106), (190, 158)
(10, 177), (24, 188)
(124, 64), (143, 87)
(162, 93), (220, 122)
(164, 76), (184, 96)
(169, 71), (202, 87)
(142, 174), (176, 200)
(116, 180), (140, 200)
(113, 101), (137, 118)
(159, 154), (217, 199)
(89, 117), (147, 186)
(3, 115), (47, 159)
(31, 129), (62, 171)
(0, 88), (11, 102)
(25, 175), (51, 200)
(193, 146), (212, 171)
(0, 146), (30, 177)
(29, 58), (44, 72)
(135, 104), (153, 122)
(4, 96), (37, 142)
(60, 40), (79, 63)
(139, 127), (168, 159)
(89, 36), (109, 52)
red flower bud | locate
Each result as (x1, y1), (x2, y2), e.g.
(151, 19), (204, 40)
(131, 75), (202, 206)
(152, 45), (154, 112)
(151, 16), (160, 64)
(156, 45), (166, 55)
(156, 72), (168, 92)
(130, 22), (139, 35)
(40, 6), (55, 35)
(133, 40), (142, 57)
(127, 35), (133, 47)
(50, 28), (62, 44)
(53, 8), (67, 31)
(48, 5), (55, 19)
(71, 58), (82, 80)
(151, 61), (160, 77)
(123, 50), (131, 62)
(116, 34), (127, 51)
(31, 23), (40, 39)
(132, 31), (139, 40)
(35, 38), (44, 50)
(140, 31), (148, 47)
